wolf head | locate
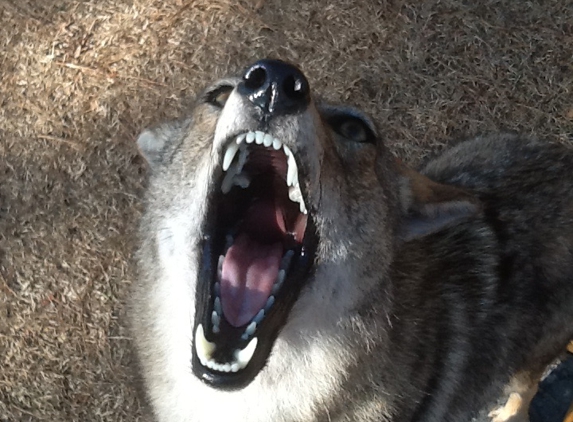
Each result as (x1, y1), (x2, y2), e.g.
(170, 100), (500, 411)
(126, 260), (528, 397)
(132, 60), (478, 420)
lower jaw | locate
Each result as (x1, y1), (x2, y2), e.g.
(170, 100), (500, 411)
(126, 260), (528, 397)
(191, 223), (318, 390)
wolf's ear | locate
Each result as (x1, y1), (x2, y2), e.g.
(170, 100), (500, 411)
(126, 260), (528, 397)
(137, 122), (182, 170)
(396, 161), (481, 241)
(137, 129), (168, 170)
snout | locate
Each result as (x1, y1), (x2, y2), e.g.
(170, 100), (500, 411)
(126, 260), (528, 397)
(237, 59), (310, 116)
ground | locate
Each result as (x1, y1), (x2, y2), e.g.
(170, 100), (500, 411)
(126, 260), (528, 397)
(0, 0), (572, 421)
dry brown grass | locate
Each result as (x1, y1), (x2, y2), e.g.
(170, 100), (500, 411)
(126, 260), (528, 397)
(0, 0), (571, 420)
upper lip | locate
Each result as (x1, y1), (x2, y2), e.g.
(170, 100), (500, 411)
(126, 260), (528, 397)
(219, 130), (308, 214)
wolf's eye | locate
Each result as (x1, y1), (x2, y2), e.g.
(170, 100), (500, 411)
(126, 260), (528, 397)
(207, 85), (233, 108)
(329, 115), (375, 144)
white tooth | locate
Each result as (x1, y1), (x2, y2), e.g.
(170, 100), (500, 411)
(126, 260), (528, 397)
(211, 311), (220, 328)
(237, 147), (249, 172)
(218, 255), (224, 278)
(214, 297), (222, 314)
(233, 174), (251, 189)
(288, 184), (307, 214)
(236, 133), (246, 145)
(287, 154), (298, 187)
(195, 324), (216, 365)
(272, 269), (286, 294)
(280, 250), (294, 270)
(277, 269), (286, 284)
(231, 363), (240, 372)
(221, 166), (236, 194)
(223, 142), (240, 171)
(272, 138), (282, 150)
(283, 145), (292, 157)
(255, 131), (264, 144)
(263, 133), (273, 147)
(265, 295), (275, 310)
(222, 363), (232, 372)
(246, 132), (255, 143)
(253, 309), (265, 324)
(234, 337), (258, 369)
(213, 325), (220, 334)
(288, 185), (302, 203)
(242, 321), (257, 340)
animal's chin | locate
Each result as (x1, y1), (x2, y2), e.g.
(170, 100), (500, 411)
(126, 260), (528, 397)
(191, 130), (318, 390)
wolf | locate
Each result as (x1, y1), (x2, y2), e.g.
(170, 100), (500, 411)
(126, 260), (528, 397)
(129, 59), (573, 422)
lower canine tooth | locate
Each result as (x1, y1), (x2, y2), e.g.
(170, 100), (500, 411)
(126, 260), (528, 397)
(195, 324), (216, 365)
(234, 337), (258, 369)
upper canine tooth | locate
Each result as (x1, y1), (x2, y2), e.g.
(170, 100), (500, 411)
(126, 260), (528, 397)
(255, 131), (264, 144)
(287, 154), (298, 187)
(272, 138), (282, 150)
(289, 185), (303, 204)
(263, 133), (273, 147)
(246, 132), (255, 143)
(223, 142), (240, 171)
(195, 324), (216, 365)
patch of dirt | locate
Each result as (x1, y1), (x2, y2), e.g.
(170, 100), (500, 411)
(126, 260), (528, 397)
(0, 0), (571, 420)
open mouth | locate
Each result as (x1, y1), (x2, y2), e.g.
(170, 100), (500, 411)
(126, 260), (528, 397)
(192, 130), (317, 389)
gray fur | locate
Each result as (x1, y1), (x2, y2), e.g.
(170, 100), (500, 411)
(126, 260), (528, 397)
(129, 70), (573, 422)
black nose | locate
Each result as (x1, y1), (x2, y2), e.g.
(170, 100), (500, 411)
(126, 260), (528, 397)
(238, 59), (310, 116)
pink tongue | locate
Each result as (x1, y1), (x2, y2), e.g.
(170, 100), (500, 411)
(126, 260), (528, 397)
(220, 234), (282, 327)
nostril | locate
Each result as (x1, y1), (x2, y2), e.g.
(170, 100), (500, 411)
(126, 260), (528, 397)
(282, 74), (309, 101)
(239, 59), (310, 116)
(244, 66), (267, 91)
